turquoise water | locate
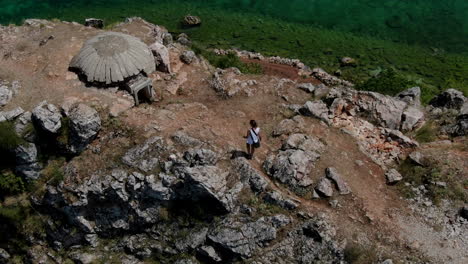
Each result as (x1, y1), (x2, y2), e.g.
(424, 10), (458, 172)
(0, 0), (467, 53)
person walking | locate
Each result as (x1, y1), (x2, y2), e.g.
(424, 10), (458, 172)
(244, 120), (261, 160)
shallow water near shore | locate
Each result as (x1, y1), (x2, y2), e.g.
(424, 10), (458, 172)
(0, 0), (467, 98)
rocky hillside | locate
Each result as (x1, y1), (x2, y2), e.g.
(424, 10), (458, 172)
(0, 18), (466, 264)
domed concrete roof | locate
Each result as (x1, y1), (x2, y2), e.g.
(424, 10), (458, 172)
(70, 32), (155, 84)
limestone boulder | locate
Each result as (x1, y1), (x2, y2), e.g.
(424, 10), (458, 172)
(264, 134), (323, 189)
(385, 169), (403, 184)
(208, 217), (277, 259)
(149, 42), (171, 73)
(264, 191), (299, 210)
(0, 107), (24, 121)
(0, 85), (12, 107)
(32, 101), (62, 134)
(14, 143), (41, 181)
(180, 50), (196, 64)
(429, 88), (466, 110)
(325, 167), (351, 195)
(183, 148), (218, 166)
(183, 15), (202, 27)
(396, 87), (421, 106)
(297, 83), (315, 93)
(84, 18), (104, 29)
(67, 104), (101, 154)
(315, 178), (333, 197)
(122, 137), (168, 172)
(232, 157), (268, 193)
(299, 101), (331, 125)
(401, 106), (424, 131)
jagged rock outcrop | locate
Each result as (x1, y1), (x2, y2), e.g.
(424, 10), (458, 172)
(211, 68), (257, 98)
(180, 50), (196, 64)
(408, 151), (425, 166)
(183, 148), (218, 166)
(383, 129), (419, 147)
(84, 18), (104, 29)
(255, 216), (344, 263)
(197, 245), (222, 262)
(183, 15), (202, 27)
(14, 111), (33, 138)
(297, 83), (315, 93)
(311, 68), (353, 87)
(401, 106), (424, 131)
(272, 116), (305, 137)
(0, 107), (23, 122)
(67, 103), (101, 154)
(172, 131), (203, 147)
(149, 42), (171, 73)
(450, 103), (468, 136)
(122, 136), (169, 172)
(429, 88), (466, 110)
(299, 100), (332, 125)
(32, 101), (62, 134)
(208, 217), (277, 259)
(327, 87), (425, 131)
(177, 33), (191, 45)
(232, 157), (268, 193)
(385, 169), (403, 184)
(396, 86), (421, 106)
(174, 165), (242, 213)
(315, 177), (333, 197)
(325, 167), (351, 195)
(0, 248), (10, 263)
(0, 84), (13, 107)
(14, 143), (42, 181)
(264, 134), (323, 189)
(263, 191), (299, 210)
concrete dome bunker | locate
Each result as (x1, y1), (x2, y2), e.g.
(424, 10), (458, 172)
(69, 32), (156, 105)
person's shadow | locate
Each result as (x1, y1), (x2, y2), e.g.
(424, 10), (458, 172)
(230, 150), (249, 159)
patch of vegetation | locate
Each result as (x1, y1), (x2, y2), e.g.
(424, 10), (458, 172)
(355, 68), (417, 96)
(414, 122), (438, 143)
(398, 159), (467, 205)
(41, 158), (65, 186)
(56, 117), (70, 146)
(0, 121), (24, 152)
(192, 45), (263, 74)
(0, 200), (46, 256)
(0, 171), (25, 199)
(247, 196), (284, 216)
(344, 243), (379, 264)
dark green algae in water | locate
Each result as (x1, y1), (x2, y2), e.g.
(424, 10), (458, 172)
(0, 0), (467, 101)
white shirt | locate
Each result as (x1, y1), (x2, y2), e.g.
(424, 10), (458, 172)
(247, 127), (260, 145)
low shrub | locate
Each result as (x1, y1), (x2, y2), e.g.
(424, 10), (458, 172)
(356, 68), (416, 96)
(414, 122), (438, 143)
(0, 121), (23, 152)
(192, 44), (263, 74)
(0, 171), (25, 199)
(398, 159), (468, 204)
(344, 243), (379, 264)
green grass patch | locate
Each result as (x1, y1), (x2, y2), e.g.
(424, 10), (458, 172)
(344, 243), (379, 264)
(414, 122), (438, 143)
(42, 158), (65, 186)
(0, 171), (25, 199)
(356, 68), (416, 96)
(0, 121), (24, 152)
(56, 117), (70, 146)
(398, 159), (467, 205)
(192, 45), (263, 74)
